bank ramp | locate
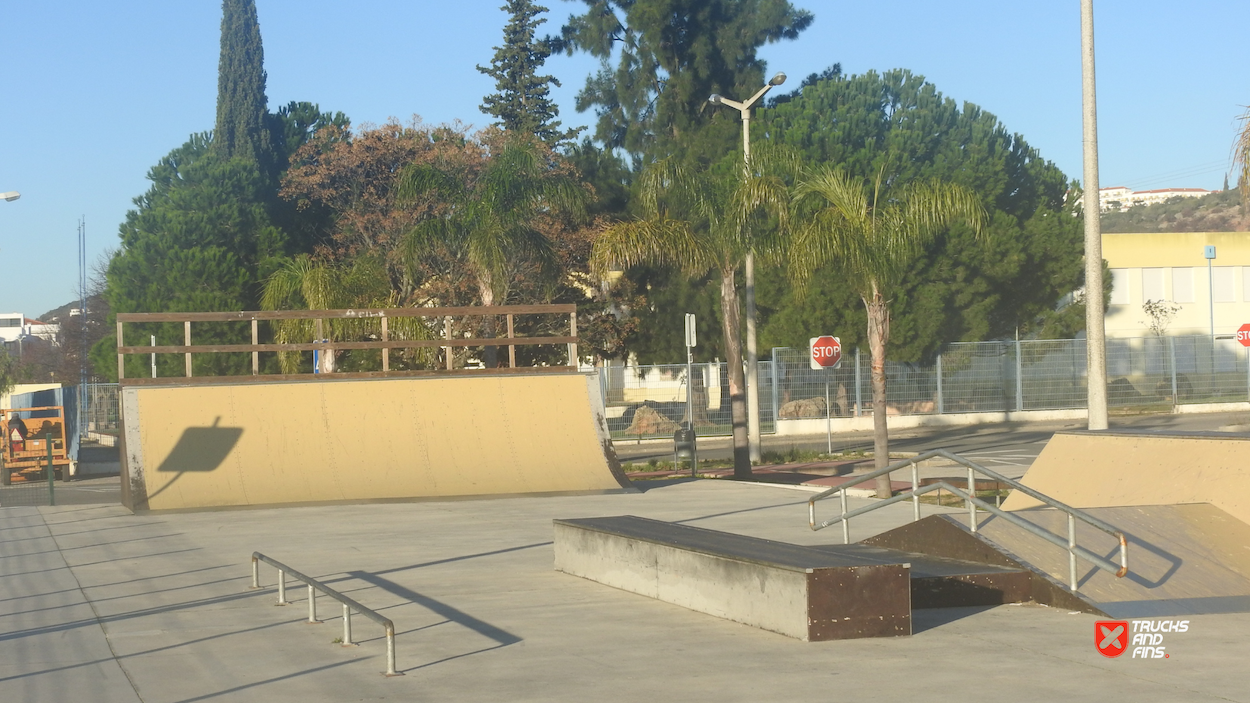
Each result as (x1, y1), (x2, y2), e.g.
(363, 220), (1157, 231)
(121, 373), (634, 511)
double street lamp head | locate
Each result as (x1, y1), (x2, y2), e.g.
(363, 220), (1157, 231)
(1, 191), (19, 202)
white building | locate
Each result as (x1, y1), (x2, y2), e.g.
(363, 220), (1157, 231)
(1103, 232), (1250, 338)
(0, 313), (60, 345)
(1096, 186), (1215, 213)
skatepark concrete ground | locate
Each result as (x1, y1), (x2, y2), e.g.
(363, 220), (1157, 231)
(3, 478), (1248, 702)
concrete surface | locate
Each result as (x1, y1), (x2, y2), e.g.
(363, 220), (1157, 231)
(1002, 431), (1250, 523)
(3, 480), (1249, 702)
(122, 373), (631, 511)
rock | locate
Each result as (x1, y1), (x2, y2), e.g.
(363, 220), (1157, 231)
(779, 397), (827, 419)
(625, 405), (679, 435)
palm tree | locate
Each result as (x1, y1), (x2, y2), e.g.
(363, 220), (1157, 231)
(1235, 106), (1250, 206)
(591, 151), (796, 479)
(395, 136), (587, 366)
(790, 166), (985, 497)
(262, 255), (436, 373)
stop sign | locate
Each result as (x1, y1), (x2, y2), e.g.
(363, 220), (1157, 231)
(809, 336), (842, 369)
(1238, 324), (1250, 347)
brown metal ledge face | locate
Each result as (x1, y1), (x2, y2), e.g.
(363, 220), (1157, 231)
(807, 565), (911, 641)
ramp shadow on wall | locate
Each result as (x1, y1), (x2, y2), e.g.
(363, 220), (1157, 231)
(147, 417), (244, 501)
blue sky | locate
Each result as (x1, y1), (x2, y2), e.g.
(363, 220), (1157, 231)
(2, 0), (1246, 317)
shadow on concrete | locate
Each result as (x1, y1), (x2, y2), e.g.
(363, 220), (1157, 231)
(147, 418), (243, 502)
(911, 605), (996, 634)
(347, 571), (521, 648)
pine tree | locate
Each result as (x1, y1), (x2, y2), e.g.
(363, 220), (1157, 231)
(214, 0), (275, 170)
(478, 1), (576, 144)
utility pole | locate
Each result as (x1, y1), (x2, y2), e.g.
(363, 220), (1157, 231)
(708, 72), (787, 463)
(1081, 0), (1108, 431)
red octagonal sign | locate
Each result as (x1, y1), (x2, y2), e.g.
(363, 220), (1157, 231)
(809, 336), (842, 370)
(1239, 323), (1250, 348)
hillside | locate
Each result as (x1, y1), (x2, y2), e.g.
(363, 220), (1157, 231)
(1100, 189), (1249, 233)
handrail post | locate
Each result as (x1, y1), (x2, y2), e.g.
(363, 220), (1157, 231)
(967, 465), (977, 532)
(911, 463), (920, 522)
(1068, 513), (1078, 591)
(184, 321), (192, 378)
(385, 624), (398, 676)
(568, 311), (578, 368)
(343, 604), (353, 646)
(507, 314), (516, 368)
(278, 569), (288, 605)
(840, 490), (849, 544)
(251, 556), (260, 589)
(308, 584), (321, 623)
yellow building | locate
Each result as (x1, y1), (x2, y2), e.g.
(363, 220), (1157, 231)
(1103, 231), (1250, 338)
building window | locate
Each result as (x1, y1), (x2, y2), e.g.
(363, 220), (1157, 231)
(1141, 268), (1165, 302)
(0, 318), (20, 328)
(1110, 269), (1131, 305)
(1173, 268), (1195, 303)
(1213, 267), (1236, 303)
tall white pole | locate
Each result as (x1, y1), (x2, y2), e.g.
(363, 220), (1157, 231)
(1081, 0), (1108, 431)
(743, 112), (762, 463)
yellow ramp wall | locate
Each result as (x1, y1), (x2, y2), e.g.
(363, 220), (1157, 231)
(120, 373), (633, 511)
(1001, 432), (1250, 524)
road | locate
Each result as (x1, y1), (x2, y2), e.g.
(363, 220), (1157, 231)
(615, 409), (1250, 478)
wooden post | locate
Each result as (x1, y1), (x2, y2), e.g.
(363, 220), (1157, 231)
(315, 319), (324, 373)
(444, 316), (454, 371)
(184, 321), (192, 378)
(251, 318), (259, 375)
(116, 320), (125, 381)
(381, 315), (390, 372)
(569, 312), (578, 369)
(507, 314), (516, 368)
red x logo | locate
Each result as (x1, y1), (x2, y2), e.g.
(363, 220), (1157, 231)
(1096, 620), (1129, 658)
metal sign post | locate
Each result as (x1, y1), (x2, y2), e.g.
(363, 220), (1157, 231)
(683, 314), (698, 476)
(809, 336), (842, 455)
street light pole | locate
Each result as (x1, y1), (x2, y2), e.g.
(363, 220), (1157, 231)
(1080, 0), (1108, 431)
(709, 72), (786, 464)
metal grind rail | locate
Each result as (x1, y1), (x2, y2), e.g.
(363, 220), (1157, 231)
(807, 449), (1129, 593)
(250, 552), (401, 677)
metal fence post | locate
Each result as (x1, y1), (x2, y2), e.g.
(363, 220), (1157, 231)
(935, 353), (944, 414)
(1015, 338), (1024, 412)
(854, 349), (862, 417)
(771, 356), (779, 427)
(1170, 336), (1178, 404)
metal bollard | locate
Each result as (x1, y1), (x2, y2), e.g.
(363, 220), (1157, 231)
(342, 604), (354, 646)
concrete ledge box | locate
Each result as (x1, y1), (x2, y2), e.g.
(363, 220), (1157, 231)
(553, 516), (911, 641)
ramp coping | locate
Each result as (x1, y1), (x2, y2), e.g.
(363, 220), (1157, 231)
(806, 449), (1129, 594)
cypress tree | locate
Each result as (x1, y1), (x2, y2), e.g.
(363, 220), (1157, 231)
(214, 0), (274, 170)
(478, 1), (577, 144)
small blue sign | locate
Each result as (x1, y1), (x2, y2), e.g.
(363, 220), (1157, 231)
(1204, 245), (1217, 259)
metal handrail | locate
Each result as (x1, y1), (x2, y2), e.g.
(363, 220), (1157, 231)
(250, 552), (401, 677)
(807, 449), (1128, 593)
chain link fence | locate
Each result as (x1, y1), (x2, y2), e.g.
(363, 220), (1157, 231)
(600, 335), (1250, 438)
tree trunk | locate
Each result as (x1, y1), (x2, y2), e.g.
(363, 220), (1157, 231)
(720, 267), (751, 479)
(478, 275), (499, 368)
(865, 285), (892, 498)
